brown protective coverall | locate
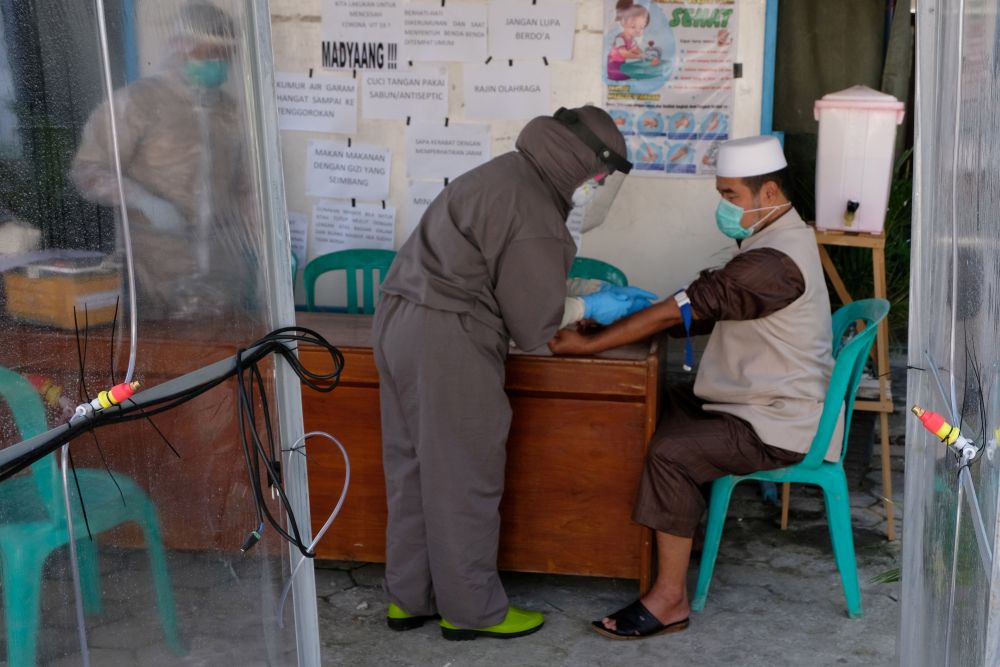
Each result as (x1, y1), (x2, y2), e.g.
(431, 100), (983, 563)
(71, 70), (255, 320)
(373, 107), (626, 627)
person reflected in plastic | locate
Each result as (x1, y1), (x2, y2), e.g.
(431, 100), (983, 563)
(550, 136), (839, 640)
(71, 2), (255, 320)
(374, 106), (654, 641)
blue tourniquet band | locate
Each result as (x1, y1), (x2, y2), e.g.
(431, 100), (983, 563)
(675, 290), (693, 372)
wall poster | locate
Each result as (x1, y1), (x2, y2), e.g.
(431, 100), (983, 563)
(602, 0), (737, 177)
(321, 0), (405, 71)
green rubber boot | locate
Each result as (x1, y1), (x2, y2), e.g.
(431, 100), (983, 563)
(440, 606), (545, 641)
(386, 603), (438, 631)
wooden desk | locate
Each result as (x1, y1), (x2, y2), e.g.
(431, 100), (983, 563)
(296, 312), (663, 590)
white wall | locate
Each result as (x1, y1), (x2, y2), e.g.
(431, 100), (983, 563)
(268, 0), (767, 303)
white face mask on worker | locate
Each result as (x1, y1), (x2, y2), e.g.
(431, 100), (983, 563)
(571, 177), (602, 208)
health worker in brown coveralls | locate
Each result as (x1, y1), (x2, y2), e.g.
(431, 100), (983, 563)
(373, 106), (645, 641)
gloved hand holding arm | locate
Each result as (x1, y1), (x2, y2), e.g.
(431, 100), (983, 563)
(549, 294), (692, 355)
(579, 284), (658, 325)
(560, 277), (605, 329)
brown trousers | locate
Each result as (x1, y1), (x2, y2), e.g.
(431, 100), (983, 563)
(632, 384), (804, 537)
(373, 295), (511, 628)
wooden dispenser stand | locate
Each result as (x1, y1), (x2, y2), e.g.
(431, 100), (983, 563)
(779, 229), (896, 541)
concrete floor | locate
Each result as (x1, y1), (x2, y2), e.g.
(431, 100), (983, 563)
(314, 451), (903, 667)
(24, 422), (903, 667)
(309, 357), (907, 666)
(16, 361), (907, 666)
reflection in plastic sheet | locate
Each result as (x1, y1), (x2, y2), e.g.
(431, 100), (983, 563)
(0, 1), (306, 665)
(903, 0), (1000, 664)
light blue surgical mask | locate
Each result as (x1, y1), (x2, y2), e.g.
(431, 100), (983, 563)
(715, 199), (790, 240)
(185, 59), (229, 88)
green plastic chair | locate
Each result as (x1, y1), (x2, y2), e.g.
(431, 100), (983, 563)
(304, 249), (396, 314)
(568, 256), (628, 287)
(691, 298), (890, 619)
(0, 367), (182, 665)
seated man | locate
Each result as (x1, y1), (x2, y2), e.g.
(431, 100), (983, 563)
(548, 135), (840, 640)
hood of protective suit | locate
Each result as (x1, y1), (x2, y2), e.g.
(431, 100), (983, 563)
(515, 106), (627, 210)
(381, 106), (627, 351)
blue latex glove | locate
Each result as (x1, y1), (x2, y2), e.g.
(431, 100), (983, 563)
(580, 284), (659, 325)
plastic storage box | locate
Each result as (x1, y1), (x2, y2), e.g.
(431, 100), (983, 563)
(4, 262), (120, 330)
(814, 85), (905, 233)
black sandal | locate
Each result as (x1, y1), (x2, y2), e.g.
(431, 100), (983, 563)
(591, 600), (689, 640)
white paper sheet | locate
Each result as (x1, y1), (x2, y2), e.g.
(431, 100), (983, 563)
(565, 204), (585, 252)
(275, 73), (358, 134)
(305, 140), (392, 200)
(405, 122), (490, 180)
(321, 0), (406, 71)
(462, 62), (551, 121)
(311, 201), (396, 255)
(403, 2), (488, 62)
(287, 211), (309, 268)
(362, 65), (448, 121)
(488, 0), (576, 61)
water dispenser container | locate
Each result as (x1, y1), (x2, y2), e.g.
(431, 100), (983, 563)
(814, 85), (905, 233)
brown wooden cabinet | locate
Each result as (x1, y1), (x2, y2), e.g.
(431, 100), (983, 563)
(297, 313), (663, 590)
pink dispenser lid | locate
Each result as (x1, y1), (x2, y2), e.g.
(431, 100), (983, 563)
(814, 85), (905, 123)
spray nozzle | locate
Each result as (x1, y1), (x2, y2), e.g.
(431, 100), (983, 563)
(911, 404), (979, 461)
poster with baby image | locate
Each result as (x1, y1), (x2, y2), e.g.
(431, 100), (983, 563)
(602, 0), (737, 177)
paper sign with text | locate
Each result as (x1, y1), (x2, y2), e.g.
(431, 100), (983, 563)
(305, 141), (392, 200)
(565, 204), (585, 252)
(321, 0), (405, 71)
(287, 211), (309, 268)
(362, 65), (448, 121)
(312, 201), (396, 255)
(275, 73), (357, 134)
(462, 63), (551, 121)
(405, 122), (490, 180)
(404, 2), (488, 62)
(404, 180), (446, 240)
(488, 0), (576, 61)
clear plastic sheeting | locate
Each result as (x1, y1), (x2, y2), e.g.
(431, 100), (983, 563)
(902, 0), (1000, 664)
(0, 1), (310, 665)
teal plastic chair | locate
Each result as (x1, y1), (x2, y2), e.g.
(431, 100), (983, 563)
(0, 367), (182, 665)
(568, 256), (628, 287)
(692, 298), (890, 619)
(304, 249), (396, 314)
(290, 251), (298, 284)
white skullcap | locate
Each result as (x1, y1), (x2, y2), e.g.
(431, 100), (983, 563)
(715, 135), (787, 178)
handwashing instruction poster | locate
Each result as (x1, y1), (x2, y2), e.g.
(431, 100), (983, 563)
(361, 65), (449, 121)
(602, 0), (737, 177)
